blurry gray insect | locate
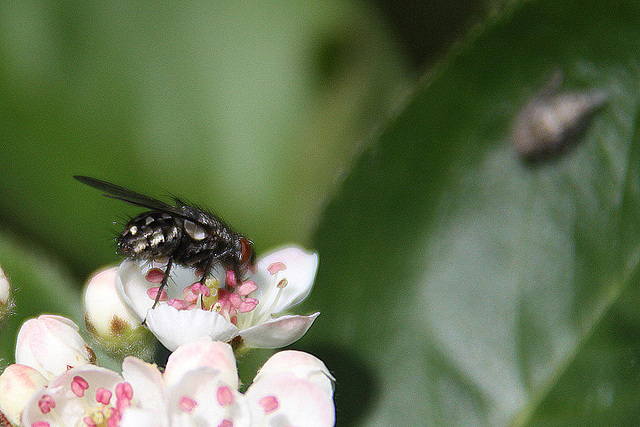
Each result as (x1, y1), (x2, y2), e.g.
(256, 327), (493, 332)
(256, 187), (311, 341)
(511, 71), (608, 163)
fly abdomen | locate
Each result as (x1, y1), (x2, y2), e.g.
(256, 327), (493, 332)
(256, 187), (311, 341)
(118, 212), (182, 259)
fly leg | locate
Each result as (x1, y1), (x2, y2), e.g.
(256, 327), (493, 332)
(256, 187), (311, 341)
(152, 257), (173, 309)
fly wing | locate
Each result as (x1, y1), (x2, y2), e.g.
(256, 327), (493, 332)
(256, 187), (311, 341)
(74, 175), (177, 212)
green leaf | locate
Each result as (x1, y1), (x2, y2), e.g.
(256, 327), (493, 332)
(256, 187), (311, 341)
(299, 0), (640, 425)
(0, 230), (83, 366)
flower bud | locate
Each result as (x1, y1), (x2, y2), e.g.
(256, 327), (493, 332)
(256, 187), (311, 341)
(15, 315), (95, 380)
(84, 266), (154, 358)
(0, 265), (12, 321)
(0, 364), (47, 425)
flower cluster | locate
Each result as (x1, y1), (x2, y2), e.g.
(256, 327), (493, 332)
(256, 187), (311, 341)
(0, 245), (334, 426)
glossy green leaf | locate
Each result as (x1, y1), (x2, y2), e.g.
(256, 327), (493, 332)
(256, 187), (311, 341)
(299, 1), (640, 425)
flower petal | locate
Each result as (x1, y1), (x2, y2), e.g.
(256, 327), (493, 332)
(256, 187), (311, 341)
(15, 315), (93, 379)
(239, 313), (319, 349)
(166, 367), (251, 427)
(0, 364), (47, 425)
(254, 350), (334, 398)
(251, 246), (318, 315)
(145, 305), (238, 351)
(116, 260), (199, 321)
(120, 407), (167, 427)
(122, 356), (165, 410)
(164, 339), (239, 390)
(245, 372), (335, 427)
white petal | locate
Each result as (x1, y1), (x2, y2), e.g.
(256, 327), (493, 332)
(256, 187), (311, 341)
(240, 313), (319, 349)
(145, 305), (238, 351)
(15, 315), (93, 379)
(0, 265), (11, 305)
(254, 350), (334, 398)
(164, 339), (239, 390)
(166, 367), (251, 427)
(122, 356), (165, 409)
(120, 407), (167, 427)
(84, 266), (140, 336)
(251, 246), (318, 315)
(0, 364), (47, 425)
(245, 372), (335, 427)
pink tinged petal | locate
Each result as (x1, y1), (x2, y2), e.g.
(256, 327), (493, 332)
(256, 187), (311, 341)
(240, 313), (320, 349)
(179, 396), (198, 412)
(71, 375), (89, 397)
(145, 305), (238, 352)
(252, 247), (318, 315)
(15, 315), (93, 380)
(255, 350), (335, 398)
(0, 364), (48, 425)
(164, 339), (239, 390)
(121, 357), (165, 410)
(96, 387), (112, 405)
(84, 267), (140, 340)
(245, 373), (335, 427)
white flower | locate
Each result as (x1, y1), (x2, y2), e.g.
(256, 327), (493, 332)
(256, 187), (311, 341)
(120, 338), (335, 426)
(84, 266), (154, 358)
(15, 315), (96, 380)
(117, 246), (320, 350)
(21, 364), (136, 427)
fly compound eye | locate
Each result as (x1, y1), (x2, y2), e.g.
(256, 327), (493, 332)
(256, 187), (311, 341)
(240, 238), (253, 265)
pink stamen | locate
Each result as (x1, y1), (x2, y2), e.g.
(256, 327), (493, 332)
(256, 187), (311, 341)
(116, 382), (133, 400)
(259, 395), (280, 413)
(71, 376), (89, 397)
(218, 420), (234, 427)
(32, 422), (51, 427)
(238, 298), (258, 313)
(147, 287), (168, 301)
(168, 298), (189, 310)
(83, 416), (98, 426)
(267, 262), (287, 275)
(216, 385), (234, 406)
(95, 387), (112, 405)
(237, 281), (258, 296)
(38, 395), (55, 414)
(179, 396), (198, 413)
(228, 293), (242, 309)
(145, 268), (165, 283)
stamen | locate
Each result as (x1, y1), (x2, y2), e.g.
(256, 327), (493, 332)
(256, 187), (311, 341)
(71, 376), (89, 397)
(216, 385), (234, 406)
(218, 420), (234, 427)
(258, 395), (280, 413)
(267, 262), (287, 275)
(147, 287), (168, 302)
(277, 278), (288, 289)
(145, 268), (165, 283)
(237, 281), (258, 296)
(32, 422), (51, 427)
(95, 388), (112, 405)
(38, 395), (56, 414)
(179, 396), (198, 413)
(83, 416), (98, 426)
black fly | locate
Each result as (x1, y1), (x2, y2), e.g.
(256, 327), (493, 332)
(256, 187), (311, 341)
(74, 176), (254, 308)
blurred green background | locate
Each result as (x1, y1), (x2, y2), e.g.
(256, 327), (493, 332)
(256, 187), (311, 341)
(3, 0), (640, 425)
